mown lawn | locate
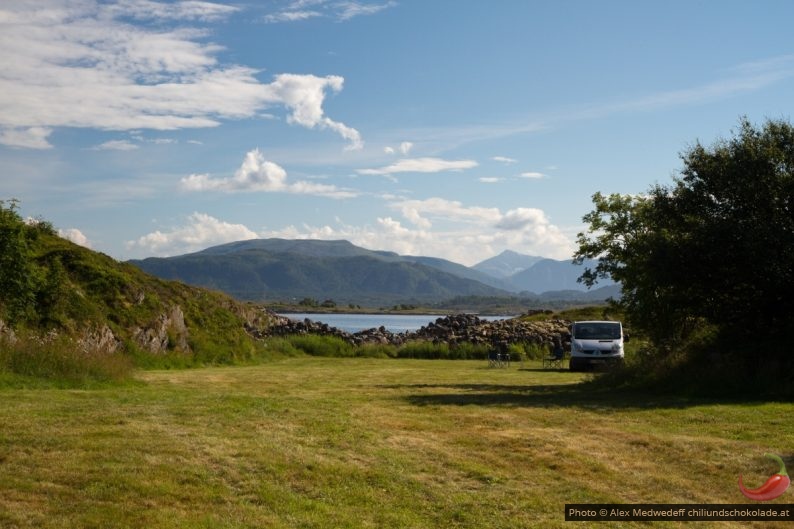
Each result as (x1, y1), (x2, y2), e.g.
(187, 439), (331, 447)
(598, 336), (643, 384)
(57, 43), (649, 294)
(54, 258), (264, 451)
(1, 358), (793, 528)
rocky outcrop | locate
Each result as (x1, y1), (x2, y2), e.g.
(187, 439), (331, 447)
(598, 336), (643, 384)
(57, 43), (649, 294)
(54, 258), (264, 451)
(264, 313), (571, 350)
(78, 324), (121, 354)
(0, 319), (16, 345)
(132, 305), (189, 353)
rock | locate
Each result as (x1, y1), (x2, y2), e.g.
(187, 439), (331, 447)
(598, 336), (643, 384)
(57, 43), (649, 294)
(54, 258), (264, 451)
(0, 318), (17, 345)
(132, 305), (189, 354)
(262, 312), (572, 351)
(78, 324), (121, 354)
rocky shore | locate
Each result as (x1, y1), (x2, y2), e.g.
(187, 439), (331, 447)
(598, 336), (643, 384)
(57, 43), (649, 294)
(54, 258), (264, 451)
(258, 312), (572, 351)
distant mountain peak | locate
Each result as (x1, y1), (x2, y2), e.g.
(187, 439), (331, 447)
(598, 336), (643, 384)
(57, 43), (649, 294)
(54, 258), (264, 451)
(472, 250), (544, 279)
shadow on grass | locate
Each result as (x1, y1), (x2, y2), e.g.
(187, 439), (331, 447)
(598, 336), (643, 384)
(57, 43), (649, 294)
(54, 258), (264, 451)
(517, 367), (569, 373)
(387, 381), (769, 410)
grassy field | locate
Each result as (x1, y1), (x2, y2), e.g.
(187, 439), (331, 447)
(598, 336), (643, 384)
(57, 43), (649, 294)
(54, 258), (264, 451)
(1, 358), (793, 528)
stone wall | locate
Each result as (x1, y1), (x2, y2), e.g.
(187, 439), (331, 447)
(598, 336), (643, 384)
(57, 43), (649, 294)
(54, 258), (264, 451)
(263, 313), (572, 351)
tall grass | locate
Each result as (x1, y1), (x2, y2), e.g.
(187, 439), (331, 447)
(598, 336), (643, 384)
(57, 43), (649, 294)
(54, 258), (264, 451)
(507, 341), (550, 360)
(0, 334), (134, 387)
(394, 340), (492, 360)
(271, 335), (500, 361)
(282, 334), (356, 357)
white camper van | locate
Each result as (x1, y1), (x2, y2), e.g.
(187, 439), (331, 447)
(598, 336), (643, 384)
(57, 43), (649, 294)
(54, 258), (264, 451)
(569, 320), (626, 371)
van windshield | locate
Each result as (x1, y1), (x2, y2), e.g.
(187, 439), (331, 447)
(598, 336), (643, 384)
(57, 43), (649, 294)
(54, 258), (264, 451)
(573, 322), (621, 340)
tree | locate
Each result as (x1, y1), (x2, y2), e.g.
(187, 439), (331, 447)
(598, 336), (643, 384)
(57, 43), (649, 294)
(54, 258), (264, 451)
(575, 118), (794, 360)
(0, 199), (38, 324)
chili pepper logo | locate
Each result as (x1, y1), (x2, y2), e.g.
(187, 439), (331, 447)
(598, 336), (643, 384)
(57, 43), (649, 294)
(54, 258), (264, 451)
(738, 453), (790, 501)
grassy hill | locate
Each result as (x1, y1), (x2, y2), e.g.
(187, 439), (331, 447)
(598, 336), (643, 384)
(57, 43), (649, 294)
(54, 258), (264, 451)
(0, 202), (278, 383)
(130, 239), (511, 305)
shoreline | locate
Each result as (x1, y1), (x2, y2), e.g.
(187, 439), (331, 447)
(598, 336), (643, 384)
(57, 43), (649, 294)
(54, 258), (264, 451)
(267, 306), (515, 317)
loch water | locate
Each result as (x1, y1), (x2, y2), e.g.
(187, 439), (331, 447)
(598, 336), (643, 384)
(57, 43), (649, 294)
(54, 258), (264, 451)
(278, 313), (514, 334)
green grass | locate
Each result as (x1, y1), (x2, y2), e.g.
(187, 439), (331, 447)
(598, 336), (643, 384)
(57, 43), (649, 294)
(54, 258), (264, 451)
(1, 358), (792, 528)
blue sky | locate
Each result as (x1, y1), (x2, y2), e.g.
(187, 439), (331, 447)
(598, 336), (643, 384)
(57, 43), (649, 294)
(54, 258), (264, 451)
(2, 0), (793, 266)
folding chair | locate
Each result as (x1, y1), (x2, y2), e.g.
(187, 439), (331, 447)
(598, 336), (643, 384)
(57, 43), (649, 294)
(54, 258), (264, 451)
(499, 352), (510, 368)
(543, 341), (565, 369)
(542, 352), (564, 369)
(488, 350), (500, 367)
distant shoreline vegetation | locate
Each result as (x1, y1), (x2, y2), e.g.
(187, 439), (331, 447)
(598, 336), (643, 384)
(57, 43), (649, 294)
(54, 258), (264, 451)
(267, 295), (609, 316)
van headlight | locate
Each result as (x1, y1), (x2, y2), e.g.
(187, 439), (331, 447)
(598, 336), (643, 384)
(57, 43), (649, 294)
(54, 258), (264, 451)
(572, 341), (583, 353)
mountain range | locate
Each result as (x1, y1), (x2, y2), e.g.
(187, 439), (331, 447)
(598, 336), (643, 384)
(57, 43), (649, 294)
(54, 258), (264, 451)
(129, 239), (618, 305)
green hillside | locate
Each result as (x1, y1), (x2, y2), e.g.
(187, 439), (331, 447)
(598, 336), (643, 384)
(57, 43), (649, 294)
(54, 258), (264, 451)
(130, 239), (511, 305)
(0, 201), (278, 381)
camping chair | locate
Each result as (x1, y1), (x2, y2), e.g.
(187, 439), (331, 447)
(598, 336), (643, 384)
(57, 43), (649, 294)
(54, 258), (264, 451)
(488, 350), (500, 367)
(542, 344), (565, 369)
(499, 352), (511, 367)
(488, 349), (510, 368)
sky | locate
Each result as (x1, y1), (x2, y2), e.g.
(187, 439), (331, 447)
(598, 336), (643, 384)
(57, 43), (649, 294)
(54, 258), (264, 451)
(2, 0), (794, 266)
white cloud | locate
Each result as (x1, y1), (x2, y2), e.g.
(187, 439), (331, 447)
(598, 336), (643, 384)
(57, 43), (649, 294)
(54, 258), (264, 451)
(127, 212), (258, 256)
(0, 1), (361, 149)
(336, 1), (396, 20)
(0, 127), (53, 149)
(180, 148), (358, 198)
(107, 0), (240, 21)
(263, 10), (322, 23)
(130, 197), (574, 263)
(58, 228), (91, 248)
(390, 198), (501, 227)
(91, 140), (140, 151)
(358, 157), (478, 175)
(257, 199), (574, 265)
(264, 0), (396, 23)
(383, 141), (413, 155)
(395, 205), (432, 230)
(520, 171), (546, 179)
(479, 177), (502, 183)
(495, 208), (547, 230)
(380, 198), (573, 263)
(492, 156), (517, 164)
(399, 141), (413, 155)
(265, 74), (363, 150)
